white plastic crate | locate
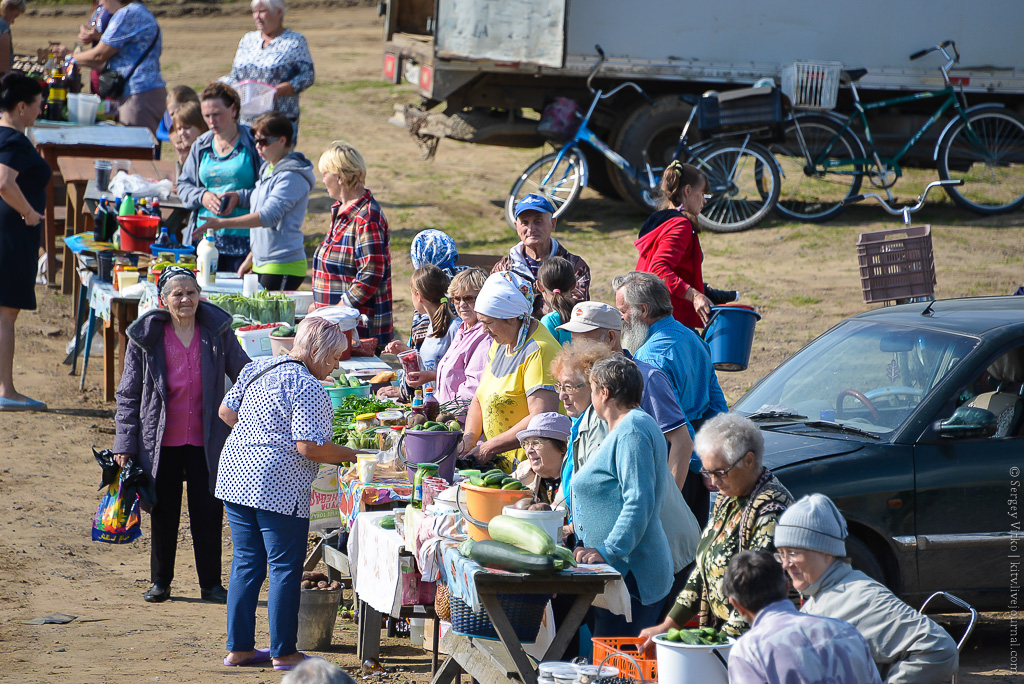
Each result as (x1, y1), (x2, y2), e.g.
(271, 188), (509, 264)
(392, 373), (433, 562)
(781, 61), (843, 110)
(235, 323), (288, 357)
(236, 80), (277, 119)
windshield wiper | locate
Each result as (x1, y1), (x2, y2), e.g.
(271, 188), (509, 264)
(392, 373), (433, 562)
(801, 420), (880, 440)
(746, 410), (808, 421)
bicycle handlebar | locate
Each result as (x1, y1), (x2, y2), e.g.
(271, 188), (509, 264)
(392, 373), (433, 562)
(909, 40), (959, 63)
(842, 179), (964, 216)
(586, 44), (607, 93)
(586, 45), (654, 104)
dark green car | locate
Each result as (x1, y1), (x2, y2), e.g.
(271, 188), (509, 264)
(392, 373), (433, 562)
(733, 296), (1022, 609)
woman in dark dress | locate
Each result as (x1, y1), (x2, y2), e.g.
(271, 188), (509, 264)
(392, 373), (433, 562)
(0, 71), (48, 412)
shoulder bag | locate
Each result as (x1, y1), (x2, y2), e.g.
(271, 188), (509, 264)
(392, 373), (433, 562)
(97, 27), (160, 100)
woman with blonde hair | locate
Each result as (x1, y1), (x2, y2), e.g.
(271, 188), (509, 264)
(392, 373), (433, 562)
(311, 140), (392, 348)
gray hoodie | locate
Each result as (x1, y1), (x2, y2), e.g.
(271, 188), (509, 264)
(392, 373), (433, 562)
(800, 560), (958, 684)
(237, 151), (315, 268)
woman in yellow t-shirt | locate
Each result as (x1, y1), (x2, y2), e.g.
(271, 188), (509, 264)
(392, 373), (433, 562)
(461, 271), (562, 473)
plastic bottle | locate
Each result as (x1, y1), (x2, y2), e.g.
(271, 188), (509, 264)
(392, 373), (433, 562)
(154, 225), (172, 249)
(136, 198), (148, 215)
(410, 389), (425, 418)
(149, 197), (161, 217)
(118, 193), (135, 217)
(93, 198), (116, 242)
(423, 385), (440, 421)
(196, 228), (219, 288)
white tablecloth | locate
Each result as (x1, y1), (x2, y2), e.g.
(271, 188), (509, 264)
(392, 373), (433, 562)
(349, 510), (407, 616)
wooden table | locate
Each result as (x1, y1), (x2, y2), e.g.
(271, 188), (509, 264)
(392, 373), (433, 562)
(431, 570), (617, 684)
(28, 122), (157, 287)
(105, 296), (139, 402)
(57, 157), (177, 296)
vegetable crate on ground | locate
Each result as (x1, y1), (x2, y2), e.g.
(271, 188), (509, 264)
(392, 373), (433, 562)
(592, 637), (658, 682)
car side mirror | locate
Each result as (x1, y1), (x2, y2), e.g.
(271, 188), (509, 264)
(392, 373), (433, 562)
(937, 406), (998, 439)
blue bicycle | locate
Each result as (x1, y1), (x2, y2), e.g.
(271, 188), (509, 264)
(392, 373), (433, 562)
(506, 47), (781, 232)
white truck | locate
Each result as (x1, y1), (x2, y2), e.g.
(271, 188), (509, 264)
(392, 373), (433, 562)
(382, 0), (1024, 204)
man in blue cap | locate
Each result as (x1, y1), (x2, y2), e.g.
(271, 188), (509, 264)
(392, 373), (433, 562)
(491, 193), (591, 319)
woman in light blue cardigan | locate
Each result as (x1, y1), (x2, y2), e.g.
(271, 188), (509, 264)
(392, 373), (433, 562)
(572, 356), (673, 636)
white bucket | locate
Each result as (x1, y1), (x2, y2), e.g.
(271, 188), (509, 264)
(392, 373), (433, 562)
(501, 505), (564, 544)
(68, 93), (100, 125)
(653, 634), (732, 684)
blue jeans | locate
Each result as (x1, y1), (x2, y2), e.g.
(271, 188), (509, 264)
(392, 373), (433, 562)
(224, 501), (310, 657)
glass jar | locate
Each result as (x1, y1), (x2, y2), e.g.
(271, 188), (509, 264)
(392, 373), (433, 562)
(355, 413), (378, 432)
(177, 254), (196, 268)
(538, 662), (578, 684)
(411, 463), (439, 508)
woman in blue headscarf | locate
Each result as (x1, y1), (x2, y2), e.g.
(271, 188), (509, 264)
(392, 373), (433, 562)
(459, 271), (562, 473)
(400, 229), (464, 349)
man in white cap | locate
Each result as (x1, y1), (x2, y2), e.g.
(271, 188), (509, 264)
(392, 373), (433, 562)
(556, 301), (693, 490)
(557, 300), (701, 620)
(774, 494), (958, 684)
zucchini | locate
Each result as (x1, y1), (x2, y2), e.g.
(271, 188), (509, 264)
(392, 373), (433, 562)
(552, 546), (577, 567)
(469, 540), (555, 574)
(488, 515), (555, 556)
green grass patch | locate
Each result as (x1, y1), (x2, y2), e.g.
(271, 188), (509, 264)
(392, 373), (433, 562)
(787, 295), (823, 306)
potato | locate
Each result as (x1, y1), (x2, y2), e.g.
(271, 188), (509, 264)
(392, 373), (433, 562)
(317, 581), (329, 589)
(512, 497), (535, 510)
(528, 502), (553, 511)
(437, 412), (456, 424)
(407, 413), (428, 428)
(329, 581), (341, 590)
(301, 580), (313, 589)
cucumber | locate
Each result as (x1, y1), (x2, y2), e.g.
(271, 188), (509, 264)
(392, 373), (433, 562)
(469, 540), (555, 574)
(482, 469), (504, 478)
(488, 515), (555, 556)
(501, 480), (524, 490)
(458, 539), (475, 557)
(380, 515), (395, 530)
(666, 628), (682, 642)
(483, 472), (507, 486)
(469, 475), (486, 487)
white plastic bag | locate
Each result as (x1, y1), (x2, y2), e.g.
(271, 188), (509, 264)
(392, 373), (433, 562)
(108, 171), (174, 200)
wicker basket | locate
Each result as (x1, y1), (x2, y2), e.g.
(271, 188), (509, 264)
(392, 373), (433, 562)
(448, 593), (549, 642)
(435, 584), (451, 622)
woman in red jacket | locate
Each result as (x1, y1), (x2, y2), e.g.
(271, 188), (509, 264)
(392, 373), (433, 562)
(634, 161), (713, 329)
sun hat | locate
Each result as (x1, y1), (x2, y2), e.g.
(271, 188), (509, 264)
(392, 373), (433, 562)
(513, 193), (556, 218)
(774, 493), (848, 557)
(556, 301), (622, 333)
(516, 412), (573, 443)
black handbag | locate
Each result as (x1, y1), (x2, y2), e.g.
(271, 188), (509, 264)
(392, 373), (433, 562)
(97, 28), (160, 100)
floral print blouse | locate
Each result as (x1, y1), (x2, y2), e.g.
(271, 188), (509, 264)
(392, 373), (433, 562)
(667, 468), (793, 636)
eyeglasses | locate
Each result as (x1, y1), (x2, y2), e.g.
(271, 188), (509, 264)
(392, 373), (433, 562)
(254, 136), (280, 147)
(555, 381), (586, 395)
(773, 550), (805, 564)
(520, 439), (548, 451)
(450, 295), (477, 304)
(699, 458), (743, 479)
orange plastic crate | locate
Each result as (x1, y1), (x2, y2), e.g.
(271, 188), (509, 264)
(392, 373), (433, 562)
(591, 637), (658, 682)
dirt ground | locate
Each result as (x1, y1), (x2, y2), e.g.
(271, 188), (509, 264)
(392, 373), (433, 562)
(1, 4), (1021, 683)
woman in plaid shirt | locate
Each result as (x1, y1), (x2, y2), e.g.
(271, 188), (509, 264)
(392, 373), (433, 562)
(311, 141), (393, 348)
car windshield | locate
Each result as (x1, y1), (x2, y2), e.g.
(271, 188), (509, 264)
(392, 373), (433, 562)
(734, 320), (978, 435)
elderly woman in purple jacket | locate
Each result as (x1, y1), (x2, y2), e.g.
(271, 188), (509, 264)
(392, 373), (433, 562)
(113, 266), (250, 605)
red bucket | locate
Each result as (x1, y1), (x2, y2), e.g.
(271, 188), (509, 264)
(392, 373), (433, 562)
(117, 215), (160, 253)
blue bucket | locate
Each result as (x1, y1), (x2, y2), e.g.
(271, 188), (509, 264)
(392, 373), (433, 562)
(703, 305), (761, 372)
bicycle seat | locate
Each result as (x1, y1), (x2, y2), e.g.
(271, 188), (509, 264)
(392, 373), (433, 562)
(842, 68), (869, 83)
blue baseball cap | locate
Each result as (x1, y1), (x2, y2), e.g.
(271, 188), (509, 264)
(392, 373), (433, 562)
(513, 194), (556, 218)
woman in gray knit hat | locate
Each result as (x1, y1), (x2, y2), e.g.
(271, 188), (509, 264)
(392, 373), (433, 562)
(774, 494), (958, 684)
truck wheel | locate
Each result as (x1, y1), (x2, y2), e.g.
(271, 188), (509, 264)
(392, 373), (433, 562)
(582, 145), (621, 199)
(846, 535), (888, 587)
(610, 96), (697, 212)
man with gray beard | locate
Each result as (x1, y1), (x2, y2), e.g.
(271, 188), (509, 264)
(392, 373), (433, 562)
(612, 271), (728, 527)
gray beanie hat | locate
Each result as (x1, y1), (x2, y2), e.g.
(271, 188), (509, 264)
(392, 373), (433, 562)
(774, 494), (848, 557)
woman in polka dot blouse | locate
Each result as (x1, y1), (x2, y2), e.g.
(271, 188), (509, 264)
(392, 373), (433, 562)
(216, 317), (360, 671)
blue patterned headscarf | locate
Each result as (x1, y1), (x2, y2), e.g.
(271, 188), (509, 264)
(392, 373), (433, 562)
(410, 230), (460, 277)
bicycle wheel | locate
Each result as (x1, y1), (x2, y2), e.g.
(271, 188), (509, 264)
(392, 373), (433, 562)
(769, 114), (864, 222)
(693, 140), (781, 233)
(505, 149), (586, 227)
(937, 107), (1024, 214)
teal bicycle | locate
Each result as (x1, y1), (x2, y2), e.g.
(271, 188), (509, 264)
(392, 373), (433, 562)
(770, 41), (1024, 222)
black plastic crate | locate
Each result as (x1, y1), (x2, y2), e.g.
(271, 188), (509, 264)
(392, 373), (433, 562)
(697, 86), (783, 136)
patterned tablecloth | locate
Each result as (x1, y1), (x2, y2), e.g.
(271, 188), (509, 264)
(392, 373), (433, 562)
(439, 545), (629, 617)
(338, 478), (412, 531)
